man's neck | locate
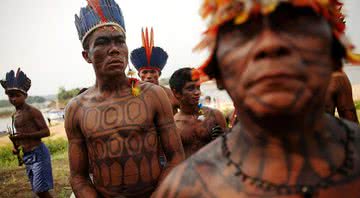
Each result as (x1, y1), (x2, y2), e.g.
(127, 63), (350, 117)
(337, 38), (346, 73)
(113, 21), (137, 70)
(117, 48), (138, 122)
(15, 103), (28, 111)
(95, 74), (130, 95)
(233, 109), (326, 154)
(180, 103), (199, 115)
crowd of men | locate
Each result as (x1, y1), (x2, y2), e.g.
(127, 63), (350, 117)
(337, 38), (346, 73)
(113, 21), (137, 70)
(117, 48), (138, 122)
(2, 0), (360, 197)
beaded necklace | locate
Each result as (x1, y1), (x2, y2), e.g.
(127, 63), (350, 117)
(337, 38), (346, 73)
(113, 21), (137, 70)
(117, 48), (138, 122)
(221, 118), (355, 198)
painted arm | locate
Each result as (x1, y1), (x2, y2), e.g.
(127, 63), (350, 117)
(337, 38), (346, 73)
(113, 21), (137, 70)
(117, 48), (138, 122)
(154, 86), (185, 183)
(209, 109), (228, 139)
(65, 101), (98, 197)
(335, 73), (359, 123)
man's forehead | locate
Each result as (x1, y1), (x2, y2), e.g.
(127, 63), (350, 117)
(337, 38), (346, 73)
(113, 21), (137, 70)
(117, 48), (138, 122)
(7, 90), (25, 95)
(185, 80), (201, 87)
(141, 68), (158, 72)
(91, 26), (126, 39)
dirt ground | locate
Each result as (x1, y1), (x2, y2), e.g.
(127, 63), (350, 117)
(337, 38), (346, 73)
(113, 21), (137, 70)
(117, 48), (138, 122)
(0, 153), (72, 198)
(0, 121), (67, 145)
(0, 122), (71, 198)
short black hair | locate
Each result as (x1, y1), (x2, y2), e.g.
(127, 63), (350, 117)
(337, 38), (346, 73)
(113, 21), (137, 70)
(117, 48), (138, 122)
(169, 67), (193, 94)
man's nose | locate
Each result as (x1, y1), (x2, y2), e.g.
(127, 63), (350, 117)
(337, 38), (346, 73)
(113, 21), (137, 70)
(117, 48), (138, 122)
(194, 89), (201, 95)
(251, 29), (292, 62)
(109, 42), (120, 55)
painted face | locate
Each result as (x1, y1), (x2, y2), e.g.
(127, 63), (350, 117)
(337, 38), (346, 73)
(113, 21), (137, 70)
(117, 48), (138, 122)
(86, 26), (128, 78)
(179, 80), (201, 106)
(139, 69), (160, 84)
(216, 5), (335, 118)
(7, 90), (26, 108)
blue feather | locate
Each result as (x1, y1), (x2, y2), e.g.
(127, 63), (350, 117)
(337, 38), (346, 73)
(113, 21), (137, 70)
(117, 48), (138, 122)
(150, 47), (168, 70)
(2, 69), (31, 94)
(75, 0), (126, 42)
(130, 47), (168, 71)
(130, 47), (148, 71)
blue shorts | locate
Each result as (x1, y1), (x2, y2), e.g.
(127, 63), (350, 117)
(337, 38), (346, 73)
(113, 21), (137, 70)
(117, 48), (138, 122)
(23, 143), (54, 193)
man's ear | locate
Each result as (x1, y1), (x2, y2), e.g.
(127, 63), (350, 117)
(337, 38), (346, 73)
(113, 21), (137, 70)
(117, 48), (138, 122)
(172, 89), (182, 100)
(82, 50), (92, 63)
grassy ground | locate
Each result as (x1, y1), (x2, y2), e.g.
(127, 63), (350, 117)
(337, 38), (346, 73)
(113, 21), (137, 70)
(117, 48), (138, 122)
(0, 138), (72, 198)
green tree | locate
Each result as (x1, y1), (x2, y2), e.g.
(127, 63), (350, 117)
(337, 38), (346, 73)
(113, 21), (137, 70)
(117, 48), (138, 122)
(57, 87), (81, 105)
(26, 96), (46, 104)
(0, 100), (10, 108)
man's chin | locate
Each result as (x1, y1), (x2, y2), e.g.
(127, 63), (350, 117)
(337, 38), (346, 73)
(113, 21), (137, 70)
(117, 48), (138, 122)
(244, 91), (310, 117)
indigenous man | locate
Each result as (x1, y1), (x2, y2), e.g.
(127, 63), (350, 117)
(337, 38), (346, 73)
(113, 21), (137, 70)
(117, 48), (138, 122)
(169, 67), (227, 158)
(67, 1), (185, 197)
(130, 28), (180, 114)
(325, 71), (359, 123)
(154, 1), (360, 197)
(1, 68), (53, 198)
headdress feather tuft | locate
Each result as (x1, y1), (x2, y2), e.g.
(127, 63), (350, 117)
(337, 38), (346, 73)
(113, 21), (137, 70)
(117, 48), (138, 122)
(131, 27), (168, 72)
(195, 0), (360, 82)
(75, 0), (126, 44)
(1, 68), (31, 94)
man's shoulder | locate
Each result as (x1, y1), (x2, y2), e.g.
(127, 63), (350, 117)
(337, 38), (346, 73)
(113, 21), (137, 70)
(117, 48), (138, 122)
(26, 104), (42, 115)
(172, 137), (223, 173)
(156, 138), (224, 196)
(138, 82), (169, 98)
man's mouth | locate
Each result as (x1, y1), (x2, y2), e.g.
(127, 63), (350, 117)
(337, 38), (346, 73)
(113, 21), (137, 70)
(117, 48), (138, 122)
(107, 59), (124, 68)
(193, 96), (200, 102)
(246, 69), (306, 89)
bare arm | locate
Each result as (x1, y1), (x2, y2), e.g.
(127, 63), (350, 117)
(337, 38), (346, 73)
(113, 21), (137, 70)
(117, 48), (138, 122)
(334, 73), (359, 123)
(153, 86), (185, 182)
(65, 100), (98, 197)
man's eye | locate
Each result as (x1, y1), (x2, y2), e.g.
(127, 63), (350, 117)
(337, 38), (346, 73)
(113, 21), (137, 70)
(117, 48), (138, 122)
(116, 39), (125, 44)
(95, 39), (108, 46)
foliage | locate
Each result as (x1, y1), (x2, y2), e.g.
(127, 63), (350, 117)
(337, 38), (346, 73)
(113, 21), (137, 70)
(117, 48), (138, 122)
(0, 96), (46, 108)
(0, 138), (68, 169)
(27, 96), (46, 104)
(57, 87), (81, 105)
(0, 99), (10, 108)
(355, 100), (360, 110)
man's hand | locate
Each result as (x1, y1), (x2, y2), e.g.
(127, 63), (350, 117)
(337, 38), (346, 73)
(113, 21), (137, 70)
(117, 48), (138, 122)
(9, 134), (25, 141)
(210, 125), (224, 140)
(12, 148), (19, 155)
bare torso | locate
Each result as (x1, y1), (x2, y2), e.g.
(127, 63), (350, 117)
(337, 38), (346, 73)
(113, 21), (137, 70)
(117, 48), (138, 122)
(66, 82), (186, 198)
(76, 84), (161, 197)
(13, 105), (45, 152)
(175, 107), (225, 158)
(155, 115), (360, 198)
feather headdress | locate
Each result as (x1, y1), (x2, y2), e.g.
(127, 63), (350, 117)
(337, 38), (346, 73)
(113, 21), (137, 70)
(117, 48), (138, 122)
(0, 68), (31, 95)
(130, 27), (168, 72)
(75, 0), (126, 44)
(195, 0), (360, 80)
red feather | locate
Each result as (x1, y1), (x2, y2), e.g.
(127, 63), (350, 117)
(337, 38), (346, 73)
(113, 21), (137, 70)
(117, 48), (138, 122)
(141, 27), (155, 65)
(87, 0), (107, 22)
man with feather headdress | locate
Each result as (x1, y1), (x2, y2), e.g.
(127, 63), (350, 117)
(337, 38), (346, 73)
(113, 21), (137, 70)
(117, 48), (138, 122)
(155, 0), (360, 197)
(130, 27), (180, 114)
(67, 0), (185, 197)
(1, 68), (53, 198)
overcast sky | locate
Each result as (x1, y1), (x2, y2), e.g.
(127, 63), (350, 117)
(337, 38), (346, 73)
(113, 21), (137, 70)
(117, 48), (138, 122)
(0, 0), (359, 99)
